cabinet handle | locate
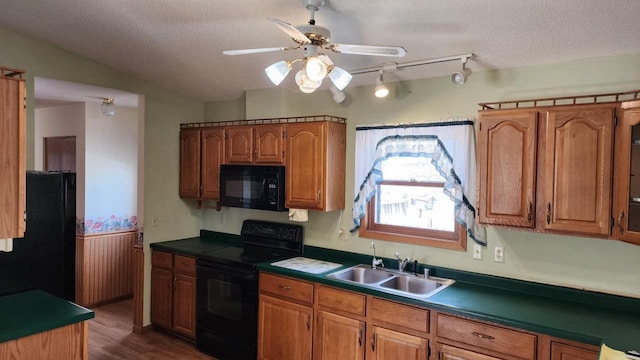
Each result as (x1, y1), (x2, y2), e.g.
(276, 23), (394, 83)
(371, 333), (376, 351)
(278, 285), (292, 291)
(472, 331), (495, 340)
(358, 328), (363, 347)
(172, 277), (177, 292)
(306, 315), (311, 330)
(317, 191), (321, 203)
(546, 203), (551, 224)
(527, 202), (532, 223)
(245, 144), (250, 155)
(618, 210), (625, 234)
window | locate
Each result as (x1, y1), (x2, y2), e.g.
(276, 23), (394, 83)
(359, 156), (467, 250)
(352, 121), (484, 250)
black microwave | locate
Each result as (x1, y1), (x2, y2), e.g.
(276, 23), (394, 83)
(219, 165), (287, 212)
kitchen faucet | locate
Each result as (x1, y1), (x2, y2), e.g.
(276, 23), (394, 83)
(370, 242), (384, 269)
(395, 252), (410, 272)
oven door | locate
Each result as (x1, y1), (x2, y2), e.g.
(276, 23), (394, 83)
(196, 259), (257, 342)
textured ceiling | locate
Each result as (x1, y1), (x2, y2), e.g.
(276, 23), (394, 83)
(2, 0), (640, 102)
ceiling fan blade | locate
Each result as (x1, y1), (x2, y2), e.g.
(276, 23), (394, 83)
(268, 17), (311, 45)
(330, 44), (407, 57)
(223, 47), (289, 56)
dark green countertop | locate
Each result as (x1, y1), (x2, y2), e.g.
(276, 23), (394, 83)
(151, 234), (640, 352)
(149, 230), (242, 257)
(0, 289), (94, 343)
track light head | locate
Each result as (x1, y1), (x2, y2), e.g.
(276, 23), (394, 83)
(451, 60), (472, 85)
(374, 70), (389, 98)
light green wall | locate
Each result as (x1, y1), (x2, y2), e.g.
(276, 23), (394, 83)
(0, 27), (205, 323)
(203, 54), (640, 298)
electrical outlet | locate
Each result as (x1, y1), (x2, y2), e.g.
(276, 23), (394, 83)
(494, 246), (505, 263)
(339, 228), (348, 241)
(473, 244), (482, 260)
(151, 215), (158, 227)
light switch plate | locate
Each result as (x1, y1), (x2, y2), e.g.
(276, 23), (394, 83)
(473, 244), (482, 260)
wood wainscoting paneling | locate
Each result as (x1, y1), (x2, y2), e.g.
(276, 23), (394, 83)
(76, 230), (136, 307)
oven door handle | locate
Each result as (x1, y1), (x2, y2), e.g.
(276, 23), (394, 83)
(197, 260), (256, 279)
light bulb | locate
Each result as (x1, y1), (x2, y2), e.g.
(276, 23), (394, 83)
(295, 70), (321, 93)
(375, 84), (389, 98)
(304, 57), (328, 82)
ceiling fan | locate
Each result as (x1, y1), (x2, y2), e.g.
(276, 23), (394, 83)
(223, 0), (407, 93)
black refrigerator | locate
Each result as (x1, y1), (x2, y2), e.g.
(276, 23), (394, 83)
(0, 171), (76, 301)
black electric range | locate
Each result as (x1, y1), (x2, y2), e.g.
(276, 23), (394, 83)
(195, 220), (303, 360)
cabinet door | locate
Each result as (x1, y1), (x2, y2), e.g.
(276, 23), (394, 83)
(0, 77), (26, 238)
(258, 294), (313, 360)
(286, 122), (325, 210)
(315, 310), (365, 360)
(478, 111), (538, 227)
(550, 342), (598, 360)
(439, 344), (502, 360)
(226, 126), (254, 164)
(150, 267), (172, 329)
(172, 273), (196, 339)
(543, 106), (614, 235)
(613, 102), (640, 244)
(369, 326), (428, 360)
(201, 128), (224, 200)
(179, 128), (202, 198)
(255, 124), (285, 164)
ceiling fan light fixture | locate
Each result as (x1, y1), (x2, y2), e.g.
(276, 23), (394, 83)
(101, 97), (116, 116)
(304, 56), (328, 82)
(265, 60), (292, 85)
(328, 66), (352, 91)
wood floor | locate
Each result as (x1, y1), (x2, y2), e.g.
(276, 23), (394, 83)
(89, 299), (216, 359)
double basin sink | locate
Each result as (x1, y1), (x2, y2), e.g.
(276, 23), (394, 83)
(326, 264), (454, 300)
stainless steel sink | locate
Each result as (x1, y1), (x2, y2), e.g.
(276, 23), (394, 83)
(326, 264), (394, 284)
(379, 274), (454, 296)
(326, 264), (454, 300)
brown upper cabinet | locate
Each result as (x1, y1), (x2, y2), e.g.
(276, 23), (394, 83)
(179, 127), (225, 200)
(0, 68), (26, 239)
(179, 116), (346, 211)
(285, 121), (346, 211)
(225, 124), (285, 165)
(479, 99), (617, 237)
(612, 100), (640, 245)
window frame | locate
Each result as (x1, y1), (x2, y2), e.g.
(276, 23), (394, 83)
(359, 180), (467, 251)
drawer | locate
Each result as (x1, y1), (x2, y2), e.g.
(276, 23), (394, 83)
(437, 314), (537, 360)
(259, 273), (314, 305)
(371, 297), (429, 334)
(316, 285), (366, 317)
(173, 254), (196, 275)
(151, 250), (172, 269)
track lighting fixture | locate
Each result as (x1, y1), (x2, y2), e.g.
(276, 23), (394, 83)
(374, 70), (389, 98)
(451, 57), (472, 85)
(329, 86), (346, 103)
(350, 54), (475, 96)
(100, 98), (116, 116)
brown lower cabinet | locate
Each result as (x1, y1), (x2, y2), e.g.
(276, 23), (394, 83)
(150, 250), (196, 339)
(257, 272), (599, 360)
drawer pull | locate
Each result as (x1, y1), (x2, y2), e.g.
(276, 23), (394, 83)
(278, 285), (292, 291)
(472, 331), (495, 340)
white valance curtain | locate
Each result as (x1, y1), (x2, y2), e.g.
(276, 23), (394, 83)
(352, 120), (485, 245)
